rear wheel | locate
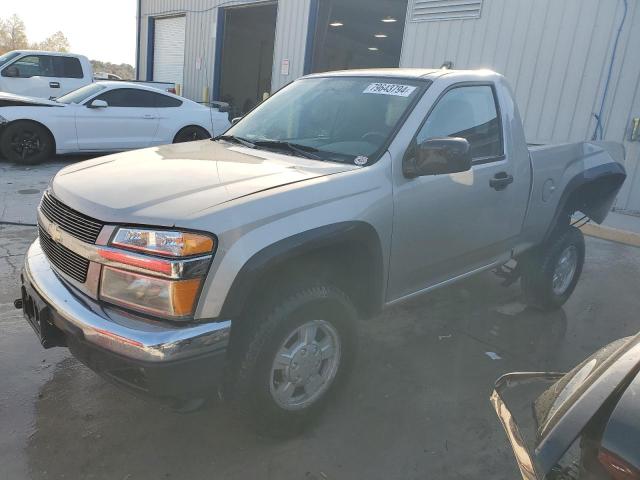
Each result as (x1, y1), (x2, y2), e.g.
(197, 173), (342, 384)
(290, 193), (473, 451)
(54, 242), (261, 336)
(0, 121), (54, 165)
(521, 225), (585, 311)
(173, 125), (211, 143)
(225, 283), (357, 435)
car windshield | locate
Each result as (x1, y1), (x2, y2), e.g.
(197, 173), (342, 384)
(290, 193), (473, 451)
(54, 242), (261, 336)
(56, 84), (107, 104)
(224, 76), (426, 163)
(0, 51), (20, 68)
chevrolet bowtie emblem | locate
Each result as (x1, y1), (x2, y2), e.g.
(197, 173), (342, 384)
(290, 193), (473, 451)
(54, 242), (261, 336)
(50, 224), (62, 242)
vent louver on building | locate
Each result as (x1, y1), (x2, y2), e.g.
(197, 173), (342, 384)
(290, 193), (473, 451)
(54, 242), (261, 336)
(410, 0), (483, 22)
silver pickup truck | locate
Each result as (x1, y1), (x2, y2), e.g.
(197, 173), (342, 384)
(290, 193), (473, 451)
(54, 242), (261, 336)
(17, 68), (626, 431)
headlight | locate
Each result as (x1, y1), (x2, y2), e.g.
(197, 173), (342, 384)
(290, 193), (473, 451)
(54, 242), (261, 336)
(111, 227), (214, 257)
(98, 227), (215, 319)
(100, 267), (202, 318)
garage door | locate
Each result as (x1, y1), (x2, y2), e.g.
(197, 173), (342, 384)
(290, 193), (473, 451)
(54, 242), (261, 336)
(153, 16), (186, 87)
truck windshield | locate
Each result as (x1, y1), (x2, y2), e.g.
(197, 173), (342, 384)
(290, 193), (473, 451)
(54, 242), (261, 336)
(56, 84), (107, 104)
(224, 76), (426, 164)
(0, 51), (20, 68)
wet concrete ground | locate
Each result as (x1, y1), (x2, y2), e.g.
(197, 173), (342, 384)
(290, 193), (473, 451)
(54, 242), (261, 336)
(1, 158), (640, 479)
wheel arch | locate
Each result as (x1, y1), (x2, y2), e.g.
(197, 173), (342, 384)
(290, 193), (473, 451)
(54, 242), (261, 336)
(219, 221), (385, 321)
(172, 124), (212, 143)
(543, 162), (626, 242)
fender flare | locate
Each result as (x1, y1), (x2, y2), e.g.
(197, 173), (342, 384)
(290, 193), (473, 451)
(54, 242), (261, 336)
(218, 221), (384, 319)
(543, 162), (626, 242)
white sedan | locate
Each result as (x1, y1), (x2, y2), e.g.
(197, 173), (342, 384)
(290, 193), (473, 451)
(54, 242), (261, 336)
(0, 82), (231, 164)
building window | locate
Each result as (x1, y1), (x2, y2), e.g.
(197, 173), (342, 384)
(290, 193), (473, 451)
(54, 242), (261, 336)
(310, 0), (409, 73)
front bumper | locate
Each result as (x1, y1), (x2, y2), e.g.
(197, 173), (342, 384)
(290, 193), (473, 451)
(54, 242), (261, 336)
(20, 241), (232, 400)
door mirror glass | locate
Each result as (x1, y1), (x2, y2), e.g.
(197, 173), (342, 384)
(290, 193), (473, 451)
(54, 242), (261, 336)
(403, 137), (472, 178)
(2, 66), (19, 77)
(88, 99), (108, 109)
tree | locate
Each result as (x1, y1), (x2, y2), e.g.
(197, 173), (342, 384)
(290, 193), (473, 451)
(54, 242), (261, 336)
(0, 14), (29, 54)
(32, 31), (70, 52)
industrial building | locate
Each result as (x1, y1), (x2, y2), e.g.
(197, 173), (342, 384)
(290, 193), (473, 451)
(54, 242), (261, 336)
(136, 0), (640, 214)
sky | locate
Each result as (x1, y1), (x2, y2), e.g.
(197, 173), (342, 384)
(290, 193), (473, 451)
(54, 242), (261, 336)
(4, 0), (137, 65)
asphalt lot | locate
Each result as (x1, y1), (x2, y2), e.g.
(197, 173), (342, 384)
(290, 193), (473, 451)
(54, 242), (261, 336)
(2, 157), (640, 480)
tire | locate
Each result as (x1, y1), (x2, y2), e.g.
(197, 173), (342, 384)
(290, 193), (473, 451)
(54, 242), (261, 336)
(521, 225), (585, 311)
(225, 283), (358, 435)
(0, 121), (54, 165)
(173, 125), (211, 143)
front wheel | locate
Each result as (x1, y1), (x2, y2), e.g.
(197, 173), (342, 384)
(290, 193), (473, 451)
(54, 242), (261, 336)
(521, 225), (585, 311)
(0, 121), (54, 165)
(226, 284), (357, 434)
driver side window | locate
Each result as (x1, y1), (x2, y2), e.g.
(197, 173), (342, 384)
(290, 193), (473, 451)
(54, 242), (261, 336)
(6, 55), (55, 78)
(416, 85), (503, 160)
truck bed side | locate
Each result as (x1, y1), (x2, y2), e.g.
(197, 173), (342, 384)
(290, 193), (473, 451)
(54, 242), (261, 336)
(518, 141), (626, 251)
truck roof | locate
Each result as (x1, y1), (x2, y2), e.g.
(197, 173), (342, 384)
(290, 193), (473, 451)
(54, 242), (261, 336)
(10, 50), (89, 60)
(305, 67), (501, 81)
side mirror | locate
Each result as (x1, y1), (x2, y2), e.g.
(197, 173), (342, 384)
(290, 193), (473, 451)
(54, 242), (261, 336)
(231, 116), (242, 126)
(88, 99), (108, 109)
(403, 137), (472, 178)
(2, 66), (19, 78)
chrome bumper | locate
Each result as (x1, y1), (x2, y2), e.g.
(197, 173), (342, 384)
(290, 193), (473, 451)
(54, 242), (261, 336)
(23, 241), (231, 363)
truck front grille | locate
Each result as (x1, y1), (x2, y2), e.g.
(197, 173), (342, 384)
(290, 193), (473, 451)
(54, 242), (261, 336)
(39, 193), (103, 244)
(39, 226), (89, 283)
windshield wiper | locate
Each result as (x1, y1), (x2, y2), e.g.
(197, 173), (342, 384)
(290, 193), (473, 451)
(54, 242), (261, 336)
(251, 140), (322, 160)
(214, 134), (256, 149)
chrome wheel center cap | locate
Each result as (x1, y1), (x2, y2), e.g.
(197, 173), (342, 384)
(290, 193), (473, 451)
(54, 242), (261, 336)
(289, 344), (322, 383)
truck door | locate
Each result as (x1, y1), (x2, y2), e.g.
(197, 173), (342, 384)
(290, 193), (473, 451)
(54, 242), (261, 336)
(387, 83), (530, 302)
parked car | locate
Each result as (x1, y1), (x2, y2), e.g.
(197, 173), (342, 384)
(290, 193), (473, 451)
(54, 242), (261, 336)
(0, 82), (231, 164)
(492, 333), (640, 479)
(93, 72), (123, 81)
(0, 50), (174, 99)
(16, 69), (626, 432)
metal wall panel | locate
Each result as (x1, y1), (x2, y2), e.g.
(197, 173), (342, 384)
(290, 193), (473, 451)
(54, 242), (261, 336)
(271, 0), (312, 91)
(400, 0), (638, 145)
(139, 0), (311, 101)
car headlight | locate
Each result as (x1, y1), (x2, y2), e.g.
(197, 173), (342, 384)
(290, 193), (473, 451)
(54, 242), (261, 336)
(99, 228), (215, 319)
(111, 227), (214, 257)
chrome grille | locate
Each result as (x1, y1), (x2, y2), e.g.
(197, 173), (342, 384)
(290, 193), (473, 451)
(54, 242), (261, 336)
(39, 226), (89, 283)
(39, 193), (103, 244)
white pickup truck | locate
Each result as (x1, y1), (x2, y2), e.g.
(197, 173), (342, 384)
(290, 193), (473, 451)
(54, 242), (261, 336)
(0, 50), (174, 99)
(17, 68), (626, 433)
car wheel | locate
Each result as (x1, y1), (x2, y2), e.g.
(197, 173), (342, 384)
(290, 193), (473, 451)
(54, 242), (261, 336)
(173, 126), (211, 143)
(0, 121), (54, 165)
(226, 283), (357, 435)
(521, 225), (585, 311)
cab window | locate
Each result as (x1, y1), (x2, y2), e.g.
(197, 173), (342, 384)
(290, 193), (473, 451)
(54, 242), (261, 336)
(416, 85), (503, 160)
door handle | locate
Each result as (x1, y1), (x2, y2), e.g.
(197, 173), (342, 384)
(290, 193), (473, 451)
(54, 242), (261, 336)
(49, 82), (60, 88)
(490, 172), (514, 191)
(142, 114), (157, 119)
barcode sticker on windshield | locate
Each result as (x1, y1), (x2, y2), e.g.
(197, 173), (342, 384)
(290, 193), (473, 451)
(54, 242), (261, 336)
(363, 83), (416, 97)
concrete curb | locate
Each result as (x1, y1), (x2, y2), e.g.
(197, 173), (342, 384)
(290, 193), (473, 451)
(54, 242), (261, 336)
(580, 223), (640, 248)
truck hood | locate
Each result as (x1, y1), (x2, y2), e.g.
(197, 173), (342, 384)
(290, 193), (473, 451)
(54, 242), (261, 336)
(0, 92), (63, 107)
(51, 140), (358, 225)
